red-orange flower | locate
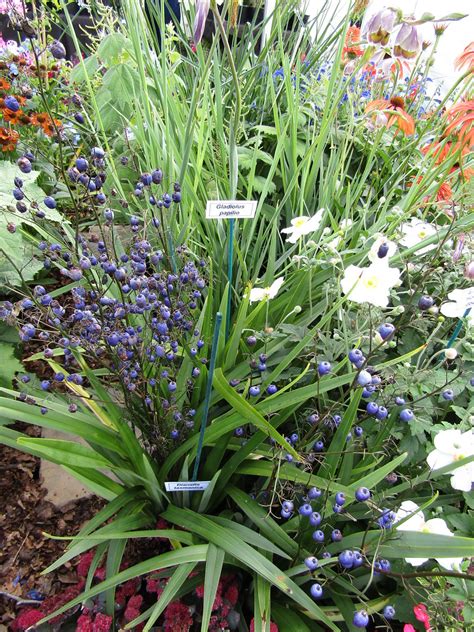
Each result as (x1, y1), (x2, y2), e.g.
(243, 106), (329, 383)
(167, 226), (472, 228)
(342, 25), (363, 63)
(2, 108), (24, 124)
(445, 99), (474, 148)
(455, 41), (474, 72)
(0, 126), (19, 151)
(436, 181), (453, 202)
(0, 78), (11, 91)
(365, 96), (415, 135)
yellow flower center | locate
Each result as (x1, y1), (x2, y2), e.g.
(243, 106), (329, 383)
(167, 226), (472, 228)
(454, 453), (465, 461)
(363, 275), (380, 289)
(417, 230), (427, 239)
(294, 218), (307, 228)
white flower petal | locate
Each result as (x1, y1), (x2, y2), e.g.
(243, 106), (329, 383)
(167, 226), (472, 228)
(427, 448), (453, 471)
(405, 556), (429, 566)
(436, 556), (464, 571)
(424, 518), (453, 537)
(450, 464), (474, 492)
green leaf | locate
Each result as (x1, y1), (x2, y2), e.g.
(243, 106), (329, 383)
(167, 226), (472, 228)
(162, 506), (339, 630)
(97, 33), (133, 65)
(17, 438), (114, 469)
(271, 603), (313, 631)
(103, 64), (140, 104)
(201, 545), (225, 632)
(70, 54), (99, 83)
(0, 325), (22, 389)
(213, 368), (300, 461)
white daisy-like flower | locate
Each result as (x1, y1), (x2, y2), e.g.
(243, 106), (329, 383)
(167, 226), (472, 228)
(341, 261), (401, 307)
(427, 429), (474, 492)
(247, 277), (284, 303)
(395, 500), (464, 570)
(368, 234), (398, 262)
(440, 287), (474, 326)
(400, 218), (438, 254)
(281, 209), (325, 244)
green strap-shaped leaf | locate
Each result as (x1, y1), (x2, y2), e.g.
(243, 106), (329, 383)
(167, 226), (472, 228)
(163, 505), (339, 630)
(213, 368), (300, 461)
(201, 544), (225, 632)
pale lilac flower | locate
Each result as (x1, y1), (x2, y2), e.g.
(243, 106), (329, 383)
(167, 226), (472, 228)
(193, 0), (210, 46)
(394, 23), (422, 59)
(364, 9), (397, 46)
(247, 277), (284, 303)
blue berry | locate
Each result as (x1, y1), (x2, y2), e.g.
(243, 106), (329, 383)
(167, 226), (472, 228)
(312, 530), (325, 543)
(246, 335), (257, 346)
(282, 500), (294, 513)
(249, 386), (260, 397)
(442, 389), (454, 401)
(313, 440), (324, 452)
(375, 405), (388, 420)
(378, 323), (395, 340)
(377, 242), (390, 258)
(310, 583), (323, 599)
(357, 370), (372, 386)
(362, 386), (375, 398)
(353, 610), (369, 628)
(17, 157), (32, 173)
(234, 427), (244, 437)
(304, 556), (319, 571)
(355, 486), (370, 502)
(366, 401), (379, 416)
(40, 407), (48, 415)
(335, 492), (346, 506)
(318, 361), (331, 376)
(348, 348), (364, 364)
(308, 487), (322, 500)
(168, 381), (177, 392)
(13, 188), (24, 200)
(418, 295), (434, 310)
(170, 429), (179, 439)
(299, 503), (313, 516)
(91, 147), (105, 159)
(338, 550), (354, 569)
(399, 408), (414, 422)
(354, 426), (363, 437)
(40, 380), (50, 391)
(307, 413), (319, 424)
(266, 384), (277, 395)
(44, 196), (56, 209)
(281, 509), (292, 519)
(395, 396), (405, 405)
(331, 529), (342, 542)
(309, 511), (322, 527)
(383, 605), (395, 620)
(353, 551), (363, 567)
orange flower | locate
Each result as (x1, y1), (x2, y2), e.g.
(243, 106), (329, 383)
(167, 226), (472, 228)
(342, 25), (363, 63)
(0, 126), (19, 151)
(455, 41), (474, 72)
(2, 108), (24, 124)
(436, 181), (453, 202)
(0, 78), (11, 91)
(365, 96), (415, 135)
(445, 99), (474, 148)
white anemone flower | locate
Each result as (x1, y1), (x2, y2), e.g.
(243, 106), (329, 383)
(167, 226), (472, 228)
(427, 429), (474, 492)
(341, 261), (401, 307)
(247, 277), (284, 303)
(400, 218), (438, 254)
(368, 234), (397, 262)
(440, 287), (474, 326)
(395, 500), (464, 570)
(281, 209), (325, 244)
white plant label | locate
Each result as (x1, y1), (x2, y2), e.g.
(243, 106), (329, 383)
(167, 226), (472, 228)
(164, 481), (210, 492)
(206, 200), (257, 219)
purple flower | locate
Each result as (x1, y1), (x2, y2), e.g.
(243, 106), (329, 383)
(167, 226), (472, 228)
(193, 0), (210, 46)
(394, 23), (422, 59)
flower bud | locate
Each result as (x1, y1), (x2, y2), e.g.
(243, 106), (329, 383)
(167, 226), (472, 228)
(444, 348), (458, 360)
(394, 23), (422, 59)
(193, 0), (210, 46)
(464, 261), (474, 280)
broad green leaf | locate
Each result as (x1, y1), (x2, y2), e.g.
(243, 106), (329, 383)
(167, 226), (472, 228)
(201, 544), (225, 632)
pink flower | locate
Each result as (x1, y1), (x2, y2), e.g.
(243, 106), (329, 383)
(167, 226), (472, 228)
(414, 603), (432, 631)
(404, 626), (416, 632)
(124, 595), (143, 622)
(92, 613), (113, 632)
(11, 609), (44, 631)
(76, 613), (94, 632)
